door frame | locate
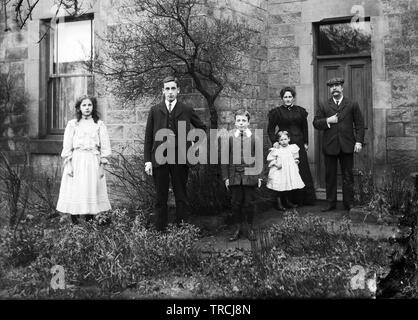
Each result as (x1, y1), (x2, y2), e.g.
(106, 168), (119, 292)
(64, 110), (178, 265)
(313, 20), (374, 195)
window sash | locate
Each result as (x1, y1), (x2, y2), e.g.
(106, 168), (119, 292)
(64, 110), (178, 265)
(45, 15), (94, 135)
(316, 19), (371, 57)
(47, 74), (94, 135)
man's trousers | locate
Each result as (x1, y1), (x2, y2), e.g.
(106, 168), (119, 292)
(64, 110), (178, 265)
(153, 164), (189, 231)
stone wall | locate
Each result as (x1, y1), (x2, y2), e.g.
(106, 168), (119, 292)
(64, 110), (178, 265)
(382, 0), (418, 170)
(0, 5), (29, 163)
(265, 0), (418, 185)
(0, 0), (269, 205)
(266, 0), (316, 181)
(211, 0), (268, 131)
(93, 0), (268, 154)
(2, 0), (418, 193)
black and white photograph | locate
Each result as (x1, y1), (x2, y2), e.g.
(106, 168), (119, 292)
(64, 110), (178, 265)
(0, 0), (417, 312)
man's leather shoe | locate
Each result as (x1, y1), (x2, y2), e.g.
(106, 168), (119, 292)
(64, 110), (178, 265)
(321, 205), (336, 212)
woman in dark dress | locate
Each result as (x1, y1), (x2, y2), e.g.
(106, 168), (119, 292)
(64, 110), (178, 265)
(267, 87), (316, 206)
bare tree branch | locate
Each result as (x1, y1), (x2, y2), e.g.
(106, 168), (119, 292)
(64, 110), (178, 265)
(3, 0), (87, 30)
(95, 0), (258, 128)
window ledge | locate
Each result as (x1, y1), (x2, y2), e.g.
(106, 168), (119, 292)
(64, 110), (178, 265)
(30, 138), (63, 155)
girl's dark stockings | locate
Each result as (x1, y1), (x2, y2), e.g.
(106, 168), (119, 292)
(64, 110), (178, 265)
(71, 214), (95, 224)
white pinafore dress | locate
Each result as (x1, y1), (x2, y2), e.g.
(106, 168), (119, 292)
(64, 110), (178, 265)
(56, 118), (112, 215)
(266, 144), (305, 192)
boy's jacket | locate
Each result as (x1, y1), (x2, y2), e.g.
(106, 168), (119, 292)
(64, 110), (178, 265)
(221, 130), (261, 186)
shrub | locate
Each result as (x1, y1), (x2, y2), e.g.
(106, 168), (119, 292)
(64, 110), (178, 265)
(0, 149), (31, 227)
(377, 185), (418, 298)
(0, 72), (30, 228)
(200, 213), (392, 298)
(201, 247), (357, 298)
(27, 167), (61, 218)
(354, 169), (374, 205)
(0, 215), (48, 268)
(381, 169), (415, 212)
(130, 218), (201, 276)
(50, 211), (135, 292)
(1, 208), (202, 297)
(355, 168), (416, 222)
(187, 164), (231, 215)
(0, 72), (28, 138)
(0, 210), (394, 299)
(106, 143), (155, 214)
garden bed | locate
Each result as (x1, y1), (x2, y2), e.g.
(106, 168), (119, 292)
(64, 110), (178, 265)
(0, 209), (403, 299)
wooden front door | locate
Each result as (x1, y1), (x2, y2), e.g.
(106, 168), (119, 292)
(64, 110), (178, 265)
(316, 58), (373, 188)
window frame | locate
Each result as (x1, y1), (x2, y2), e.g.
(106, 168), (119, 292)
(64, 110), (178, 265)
(314, 16), (371, 60)
(39, 13), (94, 139)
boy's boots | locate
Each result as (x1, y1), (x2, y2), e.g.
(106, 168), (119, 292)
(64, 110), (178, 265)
(243, 221), (256, 241)
(229, 224), (242, 242)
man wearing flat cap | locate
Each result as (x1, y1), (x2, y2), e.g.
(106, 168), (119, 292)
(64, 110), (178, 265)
(313, 77), (365, 212)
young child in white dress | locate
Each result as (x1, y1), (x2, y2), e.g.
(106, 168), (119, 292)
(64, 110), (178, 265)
(266, 131), (305, 211)
(56, 95), (112, 224)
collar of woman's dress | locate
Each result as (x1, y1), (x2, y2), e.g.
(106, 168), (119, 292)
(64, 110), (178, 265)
(282, 104), (294, 111)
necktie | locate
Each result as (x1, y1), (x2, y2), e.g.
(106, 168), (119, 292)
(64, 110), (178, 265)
(168, 102), (172, 113)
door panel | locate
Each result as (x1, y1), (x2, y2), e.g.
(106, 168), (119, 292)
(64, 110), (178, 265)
(316, 58), (373, 189)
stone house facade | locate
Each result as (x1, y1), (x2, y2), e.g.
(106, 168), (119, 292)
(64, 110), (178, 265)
(1, 0), (418, 199)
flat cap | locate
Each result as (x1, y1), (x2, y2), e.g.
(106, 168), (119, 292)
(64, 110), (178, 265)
(326, 77), (344, 86)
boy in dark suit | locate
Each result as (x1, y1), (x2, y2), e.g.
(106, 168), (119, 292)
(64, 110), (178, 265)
(144, 76), (207, 231)
(221, 109), (262, 241)
(313, 77), (365, 212)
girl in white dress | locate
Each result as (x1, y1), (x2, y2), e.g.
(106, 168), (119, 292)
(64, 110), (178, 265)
(56, 95), (112, 224)
(266, 131), (305, 211)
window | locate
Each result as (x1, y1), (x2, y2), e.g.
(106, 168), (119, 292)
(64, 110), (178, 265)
(40, 14), (94, 136)
(318, 20), (371, 56)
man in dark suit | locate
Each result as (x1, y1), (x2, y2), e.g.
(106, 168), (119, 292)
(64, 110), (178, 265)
(313, 77), (365, 212)
(144, 76), (207, 231)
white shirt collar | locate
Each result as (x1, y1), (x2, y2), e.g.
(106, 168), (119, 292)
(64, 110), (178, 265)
(165, 99), (177, 110)
(333, 96), (343, 105)
(234, 128), (252, 138)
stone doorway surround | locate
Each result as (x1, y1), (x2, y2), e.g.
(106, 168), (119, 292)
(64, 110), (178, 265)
(266, 0), (389, 199)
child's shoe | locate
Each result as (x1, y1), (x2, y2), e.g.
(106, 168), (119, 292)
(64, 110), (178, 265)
(283, 197), (298, 209)
(276, 197), (285, 211)
(241, 221), (256, 241)
(71, 214), (80, 225)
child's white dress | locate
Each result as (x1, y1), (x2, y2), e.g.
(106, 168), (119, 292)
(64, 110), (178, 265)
(266, 144), (305, 192)
(56, 118), (112, 215)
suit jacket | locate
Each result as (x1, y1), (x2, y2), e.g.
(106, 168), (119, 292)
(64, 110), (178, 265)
(313, 97), (365, 155)
(221, 131), (261, 186)
(144, 101), (207, 167)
